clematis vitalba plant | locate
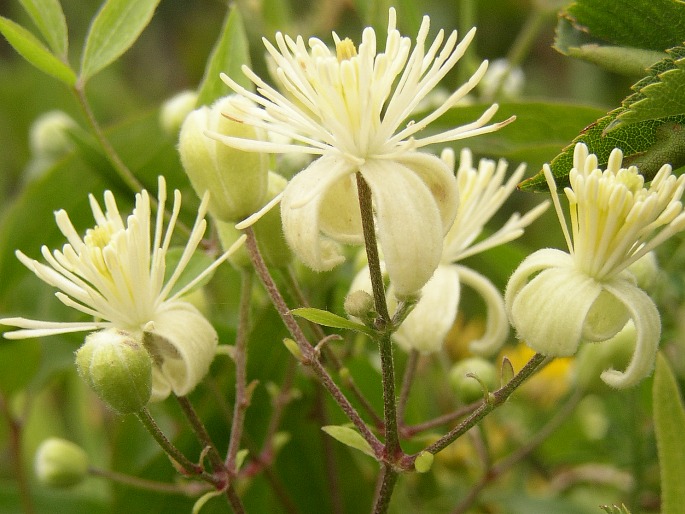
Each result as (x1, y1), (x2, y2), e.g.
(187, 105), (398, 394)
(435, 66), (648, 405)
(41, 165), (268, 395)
(209, 7), (513, 297)
(505, 143), (685, 388)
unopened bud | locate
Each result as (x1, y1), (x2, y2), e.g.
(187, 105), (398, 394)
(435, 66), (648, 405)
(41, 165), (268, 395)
(179, 95), (269, 221)
(34, 438), (89, 488)
(160, 90), (198, 136)
(628, 251), (659, 292)
(29, 110), (77, 158)
(76, 329), (152, 413)
(344, 290), (376, 321)
(449, 357), (498, 404)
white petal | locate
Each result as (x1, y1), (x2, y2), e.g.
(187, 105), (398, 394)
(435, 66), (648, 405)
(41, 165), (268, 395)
(146, 301), (218, 398)
(504, 248), (574, 318)
(394, 152), (459, 234)
(361, 159), (444, 297)
(280, 155), (355, 271)
(599, 280), (660, 388)
(508, 264), (602, 356)
(392, 265), (461, 354)
(318, 173), (364, 244)
(455, 265), (508, 356)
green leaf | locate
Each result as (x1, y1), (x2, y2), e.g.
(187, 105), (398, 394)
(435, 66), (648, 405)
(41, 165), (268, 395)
(196, 6), (252, 107)
(519, 112), (685, 192)
(613, 47), (685, 128)
(80, 0), (161, 82)
(321, 425), (375, 458)
(19, 0), (68, 58)
(653, 353), (685, 514)
(0, 16), (76, 85)
(290, 307), (373, 336)
(558, 0), (685, 53)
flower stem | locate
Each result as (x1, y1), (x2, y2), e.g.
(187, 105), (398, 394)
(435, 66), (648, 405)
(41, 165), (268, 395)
(372, 464), (399, 514)
(397, 350), (419, 424)
(244, 228), (383, 453)
(174, 395), (225, 474)
(355, 173), (401, 459)
(89, 466), (204, 495)
(0, 394), (34, 514)
(135, 408), (218, 487)
(226, 270), (254, 473)
(404, 353), (548, 467)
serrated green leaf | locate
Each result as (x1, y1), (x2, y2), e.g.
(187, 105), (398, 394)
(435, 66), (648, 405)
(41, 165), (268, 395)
(559, 0), (685, 53)
(614, 47), (685, 127)
(654, 353), (685, 514)
(520, 111), (685, 192)
(19, 0), (68, 58)
(0, 16), (76, 85)
(321, 425), (375, 458)
(80, 0), (161, 82)
(291, 307), (374, 336)
(196, 6), (252, 107)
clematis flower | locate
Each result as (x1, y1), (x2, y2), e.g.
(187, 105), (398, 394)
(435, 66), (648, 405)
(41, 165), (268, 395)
(505, 143), (685, 388)
(209, 8), (513, 297)
(387, 148), (548, 354)
(0, 177), (243, 400)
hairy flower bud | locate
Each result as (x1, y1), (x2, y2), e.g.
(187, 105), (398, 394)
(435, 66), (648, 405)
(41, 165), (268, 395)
(76, 329), (152, 413)
(160, 90), (198, 136)
(34, 438), (89, 488)
(179, 95), (269, 221)
(29, 110), (77, 158)
(344, 290), (376, 321)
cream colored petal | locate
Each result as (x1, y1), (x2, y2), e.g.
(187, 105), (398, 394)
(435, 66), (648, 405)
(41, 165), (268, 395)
(508, 264), (602, 356)
(392, 265), (460, 354)
(599, 280), (660, 388)
(280, 155), (356, 271)
(146, 301), (218, 398)
(394, 152), (459, 234)
(504, 248), (574, 319)
(318, 173), (364, 244)
(361, 159), (444, 297)
(455, 265), (508, 356)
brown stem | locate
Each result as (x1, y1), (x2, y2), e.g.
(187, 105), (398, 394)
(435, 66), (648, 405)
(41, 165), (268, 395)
(371, 464), (399, 514)
(89, 466), (205, 495)
(175, 396), (225, 474)
(0, 394), (34, 514)
(397, 350), (419, 424)
(244, 228), (383, 454)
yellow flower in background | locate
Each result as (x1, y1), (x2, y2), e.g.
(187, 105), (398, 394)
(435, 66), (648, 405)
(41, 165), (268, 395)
(1, 177), (244, 399)
(506, 143), (685, 388)
(210, 8), (513, 297)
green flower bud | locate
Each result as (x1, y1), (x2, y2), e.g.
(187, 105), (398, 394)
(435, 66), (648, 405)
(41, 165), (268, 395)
(217, 172), (292, 268)
(344, 290), (376, 321)
(75, 329), (152, 413)
(179, 95), (269, 221)
(449, 357), (498, 404)
(628, 251), (659, 292)
(159, 90), (198, 136)
(34, 438), (89, 488)
(29, 110), (77, 158)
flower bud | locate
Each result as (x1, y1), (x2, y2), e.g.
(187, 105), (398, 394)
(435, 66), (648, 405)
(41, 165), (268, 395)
(160, 90), (198, 136)
(344, 290), (376, 321)
(179, 95), (269, 221)
(34, 438), (89, 488)
(76, 329), (152, 413)
(628, 251), (659, 292)
(217, 172), (292, 268)
(449, 357), (498, 404)
(29, 110), (77, 158)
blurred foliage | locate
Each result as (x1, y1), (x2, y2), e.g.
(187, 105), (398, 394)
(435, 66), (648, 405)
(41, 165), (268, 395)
(0, 0), (683, 513)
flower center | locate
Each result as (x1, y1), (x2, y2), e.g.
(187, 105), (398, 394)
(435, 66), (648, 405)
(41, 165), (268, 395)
(83, 223), (116, 278)
(336, 38), (357, 62)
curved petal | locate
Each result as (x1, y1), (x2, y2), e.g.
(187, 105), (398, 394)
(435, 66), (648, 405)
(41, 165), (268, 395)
(582, 289), (631, 341)
(504, 248), (574, 318)
(454, 265), (508, 356)
(361, 159), (444, 297)
(145, 301), (218, 398)
(318, 173), (364, 243)
(392, 265), (461, 354)
(394, 152), (459, 234)
(509, 265), (602, 356)
(599, 280), (660, 388)
(281, 155), (356, 271)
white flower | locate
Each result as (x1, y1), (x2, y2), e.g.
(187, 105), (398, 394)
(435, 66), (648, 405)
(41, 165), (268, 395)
(209, 8), (513, 297)
(388, 149), (548, 354)
(1, 177), (243, 399)
(505, 143), (685, 388)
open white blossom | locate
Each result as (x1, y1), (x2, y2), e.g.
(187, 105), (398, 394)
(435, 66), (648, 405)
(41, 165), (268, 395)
(505, 143), (685, 388)
(388, 149), (548, 354)
(0, 177), (243, 400)
(209, 8), (512, 297)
